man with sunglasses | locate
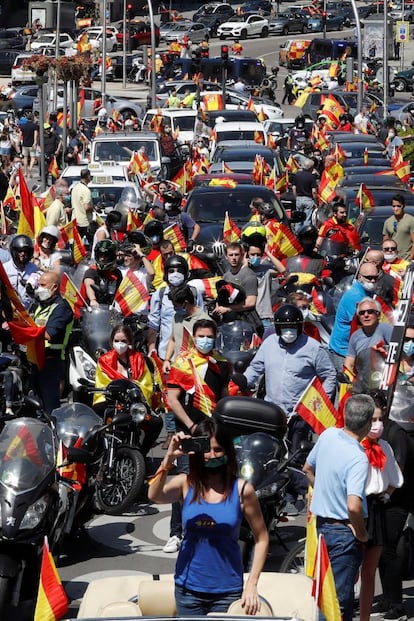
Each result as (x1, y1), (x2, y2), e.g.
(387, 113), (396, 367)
(344, 297), (392, 391)
(383, 194), (414, 261)
(329, 262), (379, 372)
(382, 241), (409, 279)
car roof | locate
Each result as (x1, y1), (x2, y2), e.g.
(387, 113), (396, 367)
(92, 130), (159, 140)
(339, 175), (407, 188)
(327, 132), (383, 144)
(214, 121), (265, 131)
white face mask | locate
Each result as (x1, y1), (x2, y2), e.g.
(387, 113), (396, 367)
(384, 252), (397, 263)
(113, 341), (129, 355)
(168, 272), (185, 287)
(368, 420), (384, 440)
(361, 280), (376, 292)
(35, 286), (52, 301)
(280, 328), (298, 344)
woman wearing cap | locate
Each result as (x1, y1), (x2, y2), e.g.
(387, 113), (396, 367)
(33, 225), (62, 272)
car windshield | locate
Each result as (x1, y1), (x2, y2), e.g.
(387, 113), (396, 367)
(94, 140), (157, 162)
(186, 189), (283, 222)
(171, 115), (195, 131)
(90, 186), (132, 208)
(213, 148), (274, 165)
(359, 214), (387, 247)
(173, 24), (191, 31)
(37, 34), (54, 43)
(228, 15), (245, 21)
(204, 6), (217, 13)
(216, 130), (264, 141)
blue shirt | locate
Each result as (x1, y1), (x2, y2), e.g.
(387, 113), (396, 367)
(307, 427), (369, 519)
(244, 333), (336, 415)
(329, 280), (372, 356)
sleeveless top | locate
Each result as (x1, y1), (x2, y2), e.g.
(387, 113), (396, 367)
(175, 477), (243, 594)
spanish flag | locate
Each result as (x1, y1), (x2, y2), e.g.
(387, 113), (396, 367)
(72, 220), (88, 265)
(391, 146), (403, 168)
(246, 97), (257, 112)
(265, 167), (276, 191)
(223, 211), (241, 244)
(355, 183), (375, 212)
(60, 273), (85, 319)
(163, 223), (187, 252)
(4, 423), (43, 466)
(319, 94), (344, 128)
(167, 350), (220, 416)
(34, 536), (69, 621)
(363, 147), (369, 166)
(126, 208), (143, 232)
(114, 270), (150, 316)
(285, 154), (299, 174)
(254, 130), (264, 144)
(312, 534), (341, 621)
(48, 156), (59, 179)
(318, 170), (337, 205)
(149, 110), (163, 133)
(266, 221), (302, 259)
(393, 159), (410, 184)
(43, 185), (56, 212)
(202, 93), (223, 110)
(333, 143), (347, 164)
(129, 150), (151, 176)
(77, 31), (91, 53)
(257, 106), (267, 122)
(328, 61), (339, 78)
(3, 184), (17, 211)
(16, 167), (36, 237)
(208, 178), (237, 188)
(222, 162), (234, 174)
(305, 487), (318, 579)
(275, 169), (289, 193)
(294, 376), (338, 435)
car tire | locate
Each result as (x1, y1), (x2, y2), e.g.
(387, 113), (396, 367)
(302, 24), (308, 33)
(394, 78), (407, 92)
(282, 26), (289, 35)
(240, 29), (248, 39)
(219, 33), (225, 39)
(338, 22), (343, 30)
(112, 44), (117, 51)
(261, 26), (269, 37)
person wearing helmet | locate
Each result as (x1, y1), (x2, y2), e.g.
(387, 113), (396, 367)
(257, 202), (278, 224)
(34, 225), (61, 271)
(82, 239), (123, 307)
(287, 115), (310, 151)
(155, 190), (200, 250)
(5, 235), (39, 309)
(71, 168), (93, 238)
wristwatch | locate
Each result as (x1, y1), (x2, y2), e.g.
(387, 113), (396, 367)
(382, 492), (391, 503)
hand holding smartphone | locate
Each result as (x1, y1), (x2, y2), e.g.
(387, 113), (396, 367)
(181, 436), (210, 454)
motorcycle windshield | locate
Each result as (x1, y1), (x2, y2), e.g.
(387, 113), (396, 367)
(53, 402), (103, 448)
(285, 255), (324, 276)
(0, 418), (56, 493)
(216, 321), (259, 355)
(390, 382), (414, 431)
(319, 239), (348, 259)
(235, 433), (284, 488)
(80, 306), (122, 356)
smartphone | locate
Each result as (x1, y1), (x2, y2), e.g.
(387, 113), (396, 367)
(181, 436), (211, 454)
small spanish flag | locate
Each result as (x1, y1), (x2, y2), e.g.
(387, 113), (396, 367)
(48, 156), (59, 179)
(223, 211), (241, 244)
(34, 536), (68, 621)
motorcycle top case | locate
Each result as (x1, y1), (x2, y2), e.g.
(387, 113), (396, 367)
(213, 396), (287, 439)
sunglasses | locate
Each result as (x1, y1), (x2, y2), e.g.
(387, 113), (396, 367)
(361, 274), (378, 281)
(383, 247), (397, 251)
(358, 309), (378, 316)
(404, 337), (414, 343)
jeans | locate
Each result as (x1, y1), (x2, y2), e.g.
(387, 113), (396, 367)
(317, 522), (363, 621)
(31, 357), (64, 414)
(170, 453), (189, 538)
(165, 410), (176, 433)
(175, 584), (242, 616)
(295, 196), (315, 227)
(378, 505), (408, 606)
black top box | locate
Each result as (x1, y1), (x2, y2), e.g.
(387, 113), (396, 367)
(213, 396), (287, 439)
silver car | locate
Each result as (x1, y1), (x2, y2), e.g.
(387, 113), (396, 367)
(164, 21), (211, 43)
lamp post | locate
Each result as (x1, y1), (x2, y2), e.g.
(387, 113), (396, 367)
(101, 0), (107, 103)
(383, 3), (389, 118)
(349, 0), (363, 112)
(122, 0), (127, 88)
(147, 0), (157, 109)
(53, 0), (61, 112)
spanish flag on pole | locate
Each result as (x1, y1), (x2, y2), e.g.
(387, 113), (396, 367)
(126, 208), (143, 232)
(48, 156), (59, 180)
(305, 487), (318, 579)
(318, 170), (337, 205)
(16, 167), (36, 237)
(202, 93), (223, 111)
(265, 221), (302, 259)
(312, 534), (341, 621)
(223, 211), (241, 244)
(163, 223), (187, 252)
(355, 183), (375, 212)
(114, 270), (150, 316)
(72, 220), (88, 265)
(60, 273), (86, 319)
(393, 159), (410, 184)
(294, 376), (339, 435)
(34, 536), (69, 621)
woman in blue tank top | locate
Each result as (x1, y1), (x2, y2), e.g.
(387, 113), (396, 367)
(148, 417), (269, 616)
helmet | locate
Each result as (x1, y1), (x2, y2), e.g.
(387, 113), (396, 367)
(164, 254), (189, 279)
(97, 107), (108, 118)
(39, 225), (59, 244)
(94, 239), (118, 271)
(144, 219), (164, 244)
(258, 202), (277, 219)
(296, 224), (318, 242)
(105, 210), (123, 230)
(163, 190), (182, 212)
(274, 304), (304, 335)
(119, 187), (139, 210)
(295, 114), (305, 129)
(241, 222), (266, 249)
(125, 230), (153, 255)
(10, 235), (34, 265)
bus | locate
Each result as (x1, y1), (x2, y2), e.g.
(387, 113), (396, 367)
(306, 39), (358, 65)
(171, 56), (266, 87)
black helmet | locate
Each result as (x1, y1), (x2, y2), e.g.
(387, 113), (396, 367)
(105, 210), (123, 230)
(163, 190), (182, 212)
(274, 304), (304, 335)
(164, 254), (189, 279)
(94, 239), (118, 271)
(10, 235), (34, 265)
(125, 230), (153, 255)
(295, 114), (305, 129)
(296, 225), (318, 243)
(144, 219), (164, 244)
(258, 202), (277, 219)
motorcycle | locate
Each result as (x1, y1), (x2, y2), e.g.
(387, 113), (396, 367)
(216, 320), (261, 373)
(0, 411), (64, 614)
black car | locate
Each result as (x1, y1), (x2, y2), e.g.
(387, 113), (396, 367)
(212, 144), (278, 167)
(0, 30), (25, 50)
(240, 0), (272, 14)
(357, 205), (414, 249)
(344, 187), (414, 222)
(194, 5), (235, 36)
(0, 49), (20, 75)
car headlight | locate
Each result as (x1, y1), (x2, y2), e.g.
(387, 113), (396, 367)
(20, 495), (49, 529)
(131, 402), (147, 423)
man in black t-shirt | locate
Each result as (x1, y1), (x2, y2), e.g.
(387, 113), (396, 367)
(19, 112), (38, 178)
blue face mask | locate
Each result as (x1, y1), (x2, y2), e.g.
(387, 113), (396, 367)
(204, 455), (228, 469)
(195, 336), (215, 354)
(403, 340), (414, 357)
(249, 256), (261, 267)
(175, 306), (187, 317)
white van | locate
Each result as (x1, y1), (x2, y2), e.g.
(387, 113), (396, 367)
(209, 121), (267, 158)
(142, 109), (197, 144)
(90, 131), (162, 174)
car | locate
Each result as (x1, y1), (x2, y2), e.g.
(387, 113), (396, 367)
(193, 3), (235, 36)
(268, 11), (309, 35)
(356, 205), (414, 248)
(159, 21), (183, 41)
(0, 50), (20, 75)
(30, 31), (75, 51)
(155, 79), (223, 105)
(225, 89), (283, 119)
(240, 0), (273, 15)
(217, 14), (269, 39)
(306, 13), (345, 32)
(0, 29), (25, 50)
(263, 117), (313, 147)
(61, 163), (130, 189)
(84, 27), (118, 52)
(193, 172), (254, 186)
(330, 141), (385, 162)
(193, 3), (234, 21)
(389, 3), (414, 21)
(184, 184), (287, 249)
(211, 143), (279, 169)
(8, 85), (39, 114)
(326, 0), (353, 25)
(387, 100), (414, 125)
(338, 174), (407, 190)
(142, 108), (197, 143)
(90, 130), (162, 173)
(87, 181), (144, 212)
(343, 187), (414, 223)
(163, 22), (210, 43)
(116, 21), (160, 48)
(210, 121), (267, 157)
(299, 89), (390, 121)
(392, 67), (414, 93)
(206, 108), (259, 126)
(357, 4), (375, 18)
(11, 53), (36, 85)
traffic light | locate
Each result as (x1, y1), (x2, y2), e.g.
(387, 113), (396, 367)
(221, 44), (229, 61)
(127, 3), (133, 19)
(321, 11), (327, 24)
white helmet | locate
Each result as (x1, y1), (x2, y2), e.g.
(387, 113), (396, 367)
(40, 225), (59, 240)
(97, 107), (108, 118)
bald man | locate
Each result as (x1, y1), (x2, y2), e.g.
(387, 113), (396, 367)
(31, 271), (73, 413)
(362, 249), (397, 307)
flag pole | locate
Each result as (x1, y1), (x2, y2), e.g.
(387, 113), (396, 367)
(65, 273), (91, 311)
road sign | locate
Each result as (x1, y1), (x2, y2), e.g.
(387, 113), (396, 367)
(396, 21), (410, 43)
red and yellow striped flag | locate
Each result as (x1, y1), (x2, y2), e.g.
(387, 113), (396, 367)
(246, 97), (257, 112)
(114, 270), (150, 316)
(294, 376), (339, 435)
(312, 534), (341, 621)
(275, 169), (289, 193)
(3, 185), (17, 211)
(305, 487), (318, 579)
(126, 208), (143, 232)
(285, 154), (299, 174)
(16, 167), (36, 237)
(163, 223), (187, 252)
(355, 183), (375, 212)
(363, 147), (369, 166)
(72, 220), (88, 265)
(223, 211), (241, 244)
(48, 156), (59, 179)
(393, 159), (410, 184)
(202, 93), (223, 110)
(34, 536), (68, 621)
(60, 273), (85, 319)
(266, 220), (302, 259)
(333, 143), (347, 164)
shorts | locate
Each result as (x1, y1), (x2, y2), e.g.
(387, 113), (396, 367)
(22, 146), (36, 158)
(0, 147), (10, 156)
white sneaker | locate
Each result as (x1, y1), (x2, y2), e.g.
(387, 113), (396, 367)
(163, 535), (181, 553)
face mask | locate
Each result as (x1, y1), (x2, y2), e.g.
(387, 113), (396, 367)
(300, 308), (309, 319)
(35, 286), (52, 302)
(204, 455), (228, 469)
(168, 272), (185, 287)
(195, 336), (215, 354)
(388, 132), (395, 139)
(175, 307), (187, 317)
(280, 328), (298, 344)
(384, 252), (397, 262)
(362, 281), (376, 292)
(249, 256), (261, 267)
(403, 340), (414, 357)
(63, 195), (71, 204)
(368, 420), (384, 440)
(113, 341), (129, 355)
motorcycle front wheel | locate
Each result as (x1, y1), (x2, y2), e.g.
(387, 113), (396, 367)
(96, 446), (145, 515)
(279, 540), (306, 574)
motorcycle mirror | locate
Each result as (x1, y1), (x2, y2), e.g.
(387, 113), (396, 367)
(78, 377), (94, 388)
(65, 446), (97, 464)
(230, 372), (248, 392)
(24, 394), (43, 410)
(360, 234), (369, 244)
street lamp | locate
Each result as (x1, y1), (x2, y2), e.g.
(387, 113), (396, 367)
(147, 0), (157, 109)
(349, 0), (363, 112)
(101, 0), (107, 102)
